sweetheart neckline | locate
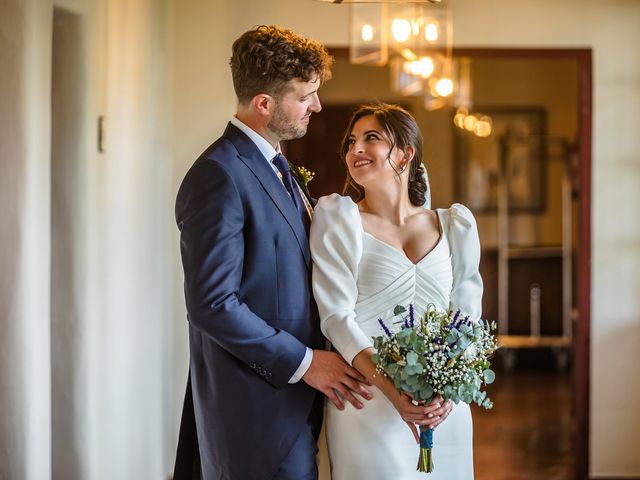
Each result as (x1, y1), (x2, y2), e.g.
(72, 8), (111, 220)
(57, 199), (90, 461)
(361, 210), (444, 266)
(362, 231), (445, 266)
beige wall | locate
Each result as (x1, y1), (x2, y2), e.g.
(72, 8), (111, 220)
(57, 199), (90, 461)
(169, 0), (640, 477)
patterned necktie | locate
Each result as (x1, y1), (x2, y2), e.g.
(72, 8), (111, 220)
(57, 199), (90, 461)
(272, 153), (310, 235)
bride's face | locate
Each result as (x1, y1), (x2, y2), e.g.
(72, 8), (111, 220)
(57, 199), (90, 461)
(345, 115), (407, 188)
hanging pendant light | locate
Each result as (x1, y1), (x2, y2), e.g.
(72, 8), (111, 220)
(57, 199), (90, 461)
(317, 0), (472, 111)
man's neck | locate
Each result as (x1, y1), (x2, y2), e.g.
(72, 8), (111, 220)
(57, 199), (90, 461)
(235, 110), (278, 148)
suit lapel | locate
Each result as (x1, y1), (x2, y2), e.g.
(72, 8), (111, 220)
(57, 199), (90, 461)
(223, 124), (311, 268)
(292, 174), (317, 208)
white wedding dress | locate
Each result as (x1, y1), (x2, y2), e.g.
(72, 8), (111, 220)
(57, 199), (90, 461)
(310, 194), (483, 480)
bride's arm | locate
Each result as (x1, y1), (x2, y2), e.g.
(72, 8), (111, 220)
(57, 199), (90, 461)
(447, 204), (483, 319)
(310, 195), (372, 364)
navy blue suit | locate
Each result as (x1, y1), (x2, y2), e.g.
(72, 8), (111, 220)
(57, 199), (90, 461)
(174, 124), (324, 479)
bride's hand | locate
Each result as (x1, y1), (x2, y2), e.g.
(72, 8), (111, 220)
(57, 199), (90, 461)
(392, 392), (444, 442)
(404, 420), (420, 444)
(426, 396), (453, 429)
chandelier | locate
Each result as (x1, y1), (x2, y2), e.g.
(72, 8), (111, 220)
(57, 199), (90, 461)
(355, 1), (462, 108)
(315, 0), (490, 134)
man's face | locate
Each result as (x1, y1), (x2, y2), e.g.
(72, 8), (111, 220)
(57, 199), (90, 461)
(267, 76), (322, 141)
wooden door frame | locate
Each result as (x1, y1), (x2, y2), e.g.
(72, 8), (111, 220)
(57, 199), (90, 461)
(327, 47), (592, 480)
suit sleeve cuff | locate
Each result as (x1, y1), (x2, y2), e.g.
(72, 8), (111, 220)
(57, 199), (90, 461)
(288, 347), (313, 384)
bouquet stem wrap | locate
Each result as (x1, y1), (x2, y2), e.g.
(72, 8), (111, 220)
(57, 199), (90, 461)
(417, 427), (434, 473)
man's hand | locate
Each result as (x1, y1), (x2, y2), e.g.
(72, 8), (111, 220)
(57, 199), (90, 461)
(302, 350), (373, 410)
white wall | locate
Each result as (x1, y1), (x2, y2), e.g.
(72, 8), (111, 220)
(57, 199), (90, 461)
(0, 1), (53, 478)
(169, 0), (640, 477)
(167, 0), (235, 451)
(93, 0), (171, 477)
(1, 0), (173, 477)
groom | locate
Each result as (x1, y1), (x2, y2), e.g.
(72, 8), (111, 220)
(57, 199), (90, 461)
(173, 26), (371, 480)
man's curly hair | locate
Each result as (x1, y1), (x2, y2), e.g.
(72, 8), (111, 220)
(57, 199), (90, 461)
(230, 25), (333, 104)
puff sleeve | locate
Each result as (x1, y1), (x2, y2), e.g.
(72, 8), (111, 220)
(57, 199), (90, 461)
(443, 203), (484, 320)
(310, 194), (373, 364)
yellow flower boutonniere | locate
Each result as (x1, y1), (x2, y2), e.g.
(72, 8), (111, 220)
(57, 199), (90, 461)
(288, 161), (315, 188)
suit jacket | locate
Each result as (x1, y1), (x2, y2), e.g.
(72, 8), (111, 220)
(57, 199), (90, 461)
(173, 123), (324, 480)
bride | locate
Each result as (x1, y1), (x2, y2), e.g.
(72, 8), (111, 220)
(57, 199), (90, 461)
(310, 103), (482, 479)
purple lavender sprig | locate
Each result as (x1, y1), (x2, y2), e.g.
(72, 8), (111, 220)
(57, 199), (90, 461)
(378, 318), (393, 338)
(444, 309), (461, 330)
(409, 304), (415, 328)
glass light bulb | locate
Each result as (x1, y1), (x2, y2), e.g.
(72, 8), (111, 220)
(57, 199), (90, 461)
(474, 116), (493, 137)
(434, 77), (454, 97)
(463, 115), (478, 131)
(454, 113), (466, 129)
(416, 56), (434, 78)
(401, 48), (417, 61)
(405, 57), (434, 78)
(454, 108), (468, 129)
(391, 18), (412, 43)
(412, 20), (421, 36)
(361, 24), (374, 42)
(425, 23), (439, 42)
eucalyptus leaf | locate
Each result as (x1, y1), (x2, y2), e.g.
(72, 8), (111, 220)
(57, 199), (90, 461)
(483, 369), (495, 385)
(397, 328), (412, 340)
(421, 384), (434, 400)
(394, 305), (407, 315)
(406, 351), (418, 365)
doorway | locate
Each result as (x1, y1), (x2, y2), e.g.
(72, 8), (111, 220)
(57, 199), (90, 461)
(51, 7), (86, 479)
(286, 48), (591, 480)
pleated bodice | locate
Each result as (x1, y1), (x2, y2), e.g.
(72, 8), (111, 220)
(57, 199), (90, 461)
(354, 217), (453, 339)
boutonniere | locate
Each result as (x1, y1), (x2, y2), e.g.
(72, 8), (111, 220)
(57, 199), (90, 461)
(288, 161), (315, 188)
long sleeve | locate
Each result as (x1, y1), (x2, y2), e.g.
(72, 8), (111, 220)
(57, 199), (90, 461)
(443, 203), (484, 320)
(310, 194), (373, 365)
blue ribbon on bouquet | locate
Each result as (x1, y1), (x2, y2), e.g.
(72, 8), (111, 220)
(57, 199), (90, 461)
(417, 427), (434, 473)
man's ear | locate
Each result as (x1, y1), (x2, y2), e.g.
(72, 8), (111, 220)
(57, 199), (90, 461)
(252, 93), (275, 118)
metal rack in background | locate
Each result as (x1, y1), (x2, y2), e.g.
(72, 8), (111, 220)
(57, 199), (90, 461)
(495, 134), (576, 370)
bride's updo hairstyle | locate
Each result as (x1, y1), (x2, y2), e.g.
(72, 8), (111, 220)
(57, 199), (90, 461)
(340, 103), (427, 206)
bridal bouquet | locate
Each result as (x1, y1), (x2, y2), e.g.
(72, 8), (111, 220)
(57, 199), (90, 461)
(371, 304), (498, 473)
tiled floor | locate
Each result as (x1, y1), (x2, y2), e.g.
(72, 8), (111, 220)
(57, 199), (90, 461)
(473, 371), (574, 480)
